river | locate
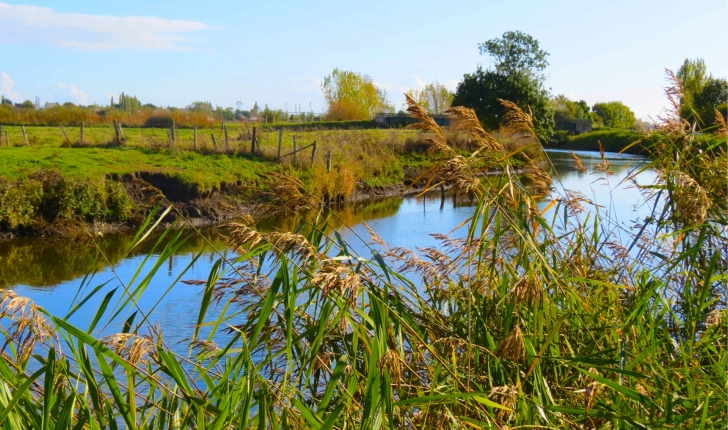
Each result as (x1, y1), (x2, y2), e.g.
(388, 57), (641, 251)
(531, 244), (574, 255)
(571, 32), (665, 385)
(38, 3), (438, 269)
(0, 149), (654, 346)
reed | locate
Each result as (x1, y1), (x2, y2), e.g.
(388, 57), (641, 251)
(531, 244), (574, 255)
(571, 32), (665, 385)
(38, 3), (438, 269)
(0, 76), (725, 428)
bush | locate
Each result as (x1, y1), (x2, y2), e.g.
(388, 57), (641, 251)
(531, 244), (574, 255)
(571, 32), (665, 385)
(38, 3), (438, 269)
(0, 170), (135, 229)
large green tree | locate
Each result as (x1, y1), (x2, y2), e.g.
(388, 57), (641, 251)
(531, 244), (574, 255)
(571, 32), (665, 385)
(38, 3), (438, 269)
(322, 68), (392, 120)
(453, 31), (554, 141)
(478, 30), (549, 77)
(677, 58), (727, 127)
(591, 101), (636, 129)
(693, 77), (728, 126)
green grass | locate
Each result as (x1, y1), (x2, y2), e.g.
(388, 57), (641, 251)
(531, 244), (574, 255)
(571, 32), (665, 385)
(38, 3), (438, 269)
(550, 129), (646, 153)
(0, 144), (273, 192)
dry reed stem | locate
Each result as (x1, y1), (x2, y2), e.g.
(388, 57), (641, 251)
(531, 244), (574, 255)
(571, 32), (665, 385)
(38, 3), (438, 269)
(495, 325), (526, 363)
(498, 99), (537, 141)
(568, 151), (587, 174)
(715, 109), (728, 138)
(445, 106), (503, 151)
(404, 93), (451, 155)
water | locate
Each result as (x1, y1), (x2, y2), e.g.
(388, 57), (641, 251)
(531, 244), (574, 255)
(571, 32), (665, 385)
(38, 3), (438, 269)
(1, 149), (653, 347)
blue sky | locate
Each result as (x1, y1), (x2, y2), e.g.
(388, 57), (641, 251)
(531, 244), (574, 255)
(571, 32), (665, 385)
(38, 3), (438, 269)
(1, 0), (726, 120)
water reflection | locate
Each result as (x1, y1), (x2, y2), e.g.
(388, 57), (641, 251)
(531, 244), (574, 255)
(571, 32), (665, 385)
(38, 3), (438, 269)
(0, 228), (230, 289)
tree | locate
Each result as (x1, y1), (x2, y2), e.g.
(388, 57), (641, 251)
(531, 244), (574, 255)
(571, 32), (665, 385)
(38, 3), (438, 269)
(250, 102), (260, 118)
(693, 77), (728, 127)
(478, 30), (549, 77)
(676, 58), (708, 121)
(591, 101), (636, 129)
(322, 68), (392, 120)
(552, 95), (590, 122)
(405, 81), (454, 115)
(118, 92), (141, 113)
(453, 31), (555, 141)
(453, 67), (554, 140)
(187, 101), (213, 113)
(19, 100), (35, 109)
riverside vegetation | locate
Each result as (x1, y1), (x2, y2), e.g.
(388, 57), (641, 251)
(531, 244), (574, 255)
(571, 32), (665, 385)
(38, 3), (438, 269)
(0, 124), (540, 235)
(0, 74), (726, 429)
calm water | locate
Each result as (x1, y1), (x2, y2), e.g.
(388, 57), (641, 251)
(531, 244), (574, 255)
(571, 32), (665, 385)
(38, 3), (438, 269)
(1, 149), (654, 346)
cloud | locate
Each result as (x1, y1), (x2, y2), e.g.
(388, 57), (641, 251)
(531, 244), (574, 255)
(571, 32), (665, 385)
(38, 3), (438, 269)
(58, 82), (89, 105)
(1, 72), (21, 100)
(0, 3), (212, 51)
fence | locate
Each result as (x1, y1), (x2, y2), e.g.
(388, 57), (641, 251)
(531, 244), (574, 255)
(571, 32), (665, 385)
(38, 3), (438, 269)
(0, 123), (333, 171)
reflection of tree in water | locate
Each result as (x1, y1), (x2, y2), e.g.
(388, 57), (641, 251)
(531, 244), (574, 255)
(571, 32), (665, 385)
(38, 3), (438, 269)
(259, 197), (405, 233)
(0, 228), (229, 289)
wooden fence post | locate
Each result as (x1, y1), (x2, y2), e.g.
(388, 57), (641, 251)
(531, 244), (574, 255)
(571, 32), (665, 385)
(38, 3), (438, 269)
(170, 120), (176, 143)
(293, 135), (297, 166)
(310, 141), (317, 168)
(193, 125), (197, 150)
(60, 125), (69, 143)
(80, 123), (84, 144)
(21, 126), (28, 145)
(326, 150), (332, 173)
(118, 122), (125, 143)
(277, 129), (283, 159)
(251, 127), (256, 154)
(224, 124), (229, 151)
(0, 125), (3, 146)
(4, 130), (7, 146)
(113, 120), (120, 144)
(211, 134), (218, 150)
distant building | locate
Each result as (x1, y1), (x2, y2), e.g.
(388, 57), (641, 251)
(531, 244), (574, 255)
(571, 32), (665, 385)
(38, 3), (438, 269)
(375, 113), (450, 127)
(42, 102), (59, 109)
(555, 119), (592, 135)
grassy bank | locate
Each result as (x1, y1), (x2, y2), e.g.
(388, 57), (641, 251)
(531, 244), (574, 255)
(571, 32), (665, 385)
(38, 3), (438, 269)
(0, 126), (539, 233)
(0, 98), (724, 428)
(549, 129), (647, 154)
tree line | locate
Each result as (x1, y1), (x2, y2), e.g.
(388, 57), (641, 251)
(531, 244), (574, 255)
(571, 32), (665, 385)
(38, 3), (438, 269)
(319, 31), (726, 141)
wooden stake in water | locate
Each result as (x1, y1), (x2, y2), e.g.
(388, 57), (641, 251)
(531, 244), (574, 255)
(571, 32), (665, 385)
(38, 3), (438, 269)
(277, 129), (283, 159)
(80, 123), (84, 144)
(193, 125), (197, 150)
(326, 150), (332, 173)
(21, 126), (28, 145)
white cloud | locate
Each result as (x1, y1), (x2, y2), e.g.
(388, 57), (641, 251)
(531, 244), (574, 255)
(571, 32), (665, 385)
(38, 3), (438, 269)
(57, 82), (88, 105)
(1, 72), (21, 100)
(0, 3), (212, 51)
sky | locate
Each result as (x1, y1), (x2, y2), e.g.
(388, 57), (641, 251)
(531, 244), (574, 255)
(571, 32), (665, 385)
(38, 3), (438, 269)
(0, 0), (726, 121)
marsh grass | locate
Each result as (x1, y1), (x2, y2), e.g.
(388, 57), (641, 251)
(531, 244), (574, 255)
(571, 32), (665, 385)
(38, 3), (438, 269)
(0, 76), (726, 428)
